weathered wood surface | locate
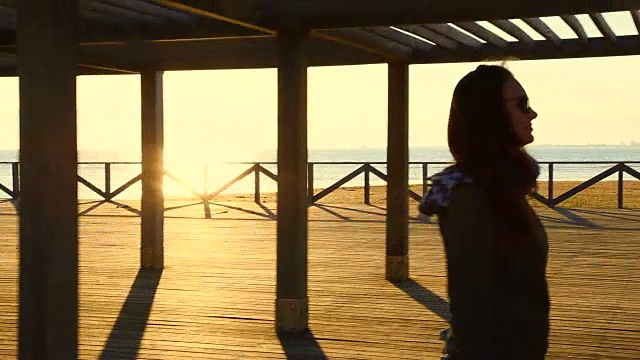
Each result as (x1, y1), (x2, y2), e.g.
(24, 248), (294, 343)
(0, 201), (638, 359)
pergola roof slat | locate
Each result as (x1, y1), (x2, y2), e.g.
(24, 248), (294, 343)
(88, 1), (162, 23)
(522, 18), (562, 46)
(561, 15), (590, 43)
(81, 8), (127, 25)
(0, 1), (637, 75)
(313, 28), (409, 60)
(423, 23), (484, 48)
(414, 35), (640, 64)
(144, 1), (410, 62)
(453, 21), (509, 47)
(633, 10), (640, 35)
(321, 28), (413, 59)
(147, 0), (275, 34)
(397, 25), (459, 49)
(105, 0), (195, 23)
(589, 13), (617, 41)
(489, 19), (536, 45)
(366, 27), (433, 53)
(263, 0), (640, 29)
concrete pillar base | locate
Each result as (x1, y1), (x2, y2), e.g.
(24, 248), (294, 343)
(386, 255), (409, 282)
(276, 298), (309, 332)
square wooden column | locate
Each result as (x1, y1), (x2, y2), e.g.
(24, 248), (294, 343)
(17, 1), (79, 358)
(386, 63), (410, 282)
(141, 71), (164, 270)
(275, 28), (309, 332)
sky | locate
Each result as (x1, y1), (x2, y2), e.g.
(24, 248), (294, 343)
(0, 13), (638, 164)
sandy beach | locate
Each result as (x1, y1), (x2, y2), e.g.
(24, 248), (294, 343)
(210, 180), (640, 209)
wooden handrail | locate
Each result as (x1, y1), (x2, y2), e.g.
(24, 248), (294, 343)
(0, 161), (638, 216)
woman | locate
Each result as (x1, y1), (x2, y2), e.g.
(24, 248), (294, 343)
(420, 65), (550, 359)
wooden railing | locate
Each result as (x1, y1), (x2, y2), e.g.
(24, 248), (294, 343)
(0, 161), (638, 216)
(530, 161), (640, 209)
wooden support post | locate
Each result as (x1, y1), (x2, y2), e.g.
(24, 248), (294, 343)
(141, 71), (165, 270)
(618, 166), (624, 209)
(422, 163), (428, 196)
(17, 0), (79, 358)
(386, 63), (410, 282)
(364, 164), (371, 205)
(255, 164), (261, 203)
(548, 163), (554, 204)
(307, 163), (314, 205)
(12, 162), (20, 199)
(104, 163), (111, 199)
(276, 28), (309, 333)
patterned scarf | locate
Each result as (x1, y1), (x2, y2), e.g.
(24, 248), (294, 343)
(419, 156), (539, 217)
(419, 165), (473, 216)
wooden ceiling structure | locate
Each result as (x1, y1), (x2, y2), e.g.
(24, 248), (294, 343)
(12, 1), (640, 358)
(1, 0), (640, 75)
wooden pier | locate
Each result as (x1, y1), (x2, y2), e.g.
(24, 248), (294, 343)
(4, 1), (640, 357)
(0, 201), (638, 359)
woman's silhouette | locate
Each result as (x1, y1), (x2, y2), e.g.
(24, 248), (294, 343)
(420, 65), (550, 359)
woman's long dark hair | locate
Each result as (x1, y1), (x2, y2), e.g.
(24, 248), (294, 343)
(448, 65), (538, 240)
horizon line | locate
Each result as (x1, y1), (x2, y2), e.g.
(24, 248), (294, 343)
(0, 143), (639, 154)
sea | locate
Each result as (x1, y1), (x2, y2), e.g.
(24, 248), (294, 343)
(0, 146), (638, 200)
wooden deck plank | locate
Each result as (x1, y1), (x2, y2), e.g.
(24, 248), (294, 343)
(0, 202), (638, 359)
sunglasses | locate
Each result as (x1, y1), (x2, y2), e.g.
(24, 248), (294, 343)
(505, 96), (531, 114)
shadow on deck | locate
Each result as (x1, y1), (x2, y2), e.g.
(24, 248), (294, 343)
(100, 269), (163, 360)
(0, 202), (637, 359)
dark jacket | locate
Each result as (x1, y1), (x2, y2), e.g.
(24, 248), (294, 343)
(437, 182), (550, 359)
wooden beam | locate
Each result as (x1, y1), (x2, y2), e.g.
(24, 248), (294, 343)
(590, 13), (617, 42)
(105, 0), (196, 22)
(77, 63), (138, 74)
(320, 28), (412, 60)
(2, 33), (640, 76)
(386, 62), (409, 282)
(0, 18), (263, 46)
(17, 0), (79, 358)
(522, 18), (561, 46)
(0, 66), (17, 76)
(88, 1), (162, 23)
(79, 35), (384, 70)
(148, 0), (275, 34)
(140, 70), (164, 270)
(412, 35), (640, 64)
(0, 45), (137, 75)
(148, 0), (404, 59)
(562, 15), (589, 43)
(276, 28), (309, 333)
(0, 65), (136, 76)
(82, 34), (640, 69)
(262, 0), (640, 29)
(79, 47), (140, 73)
(312, 28), (408, 60)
